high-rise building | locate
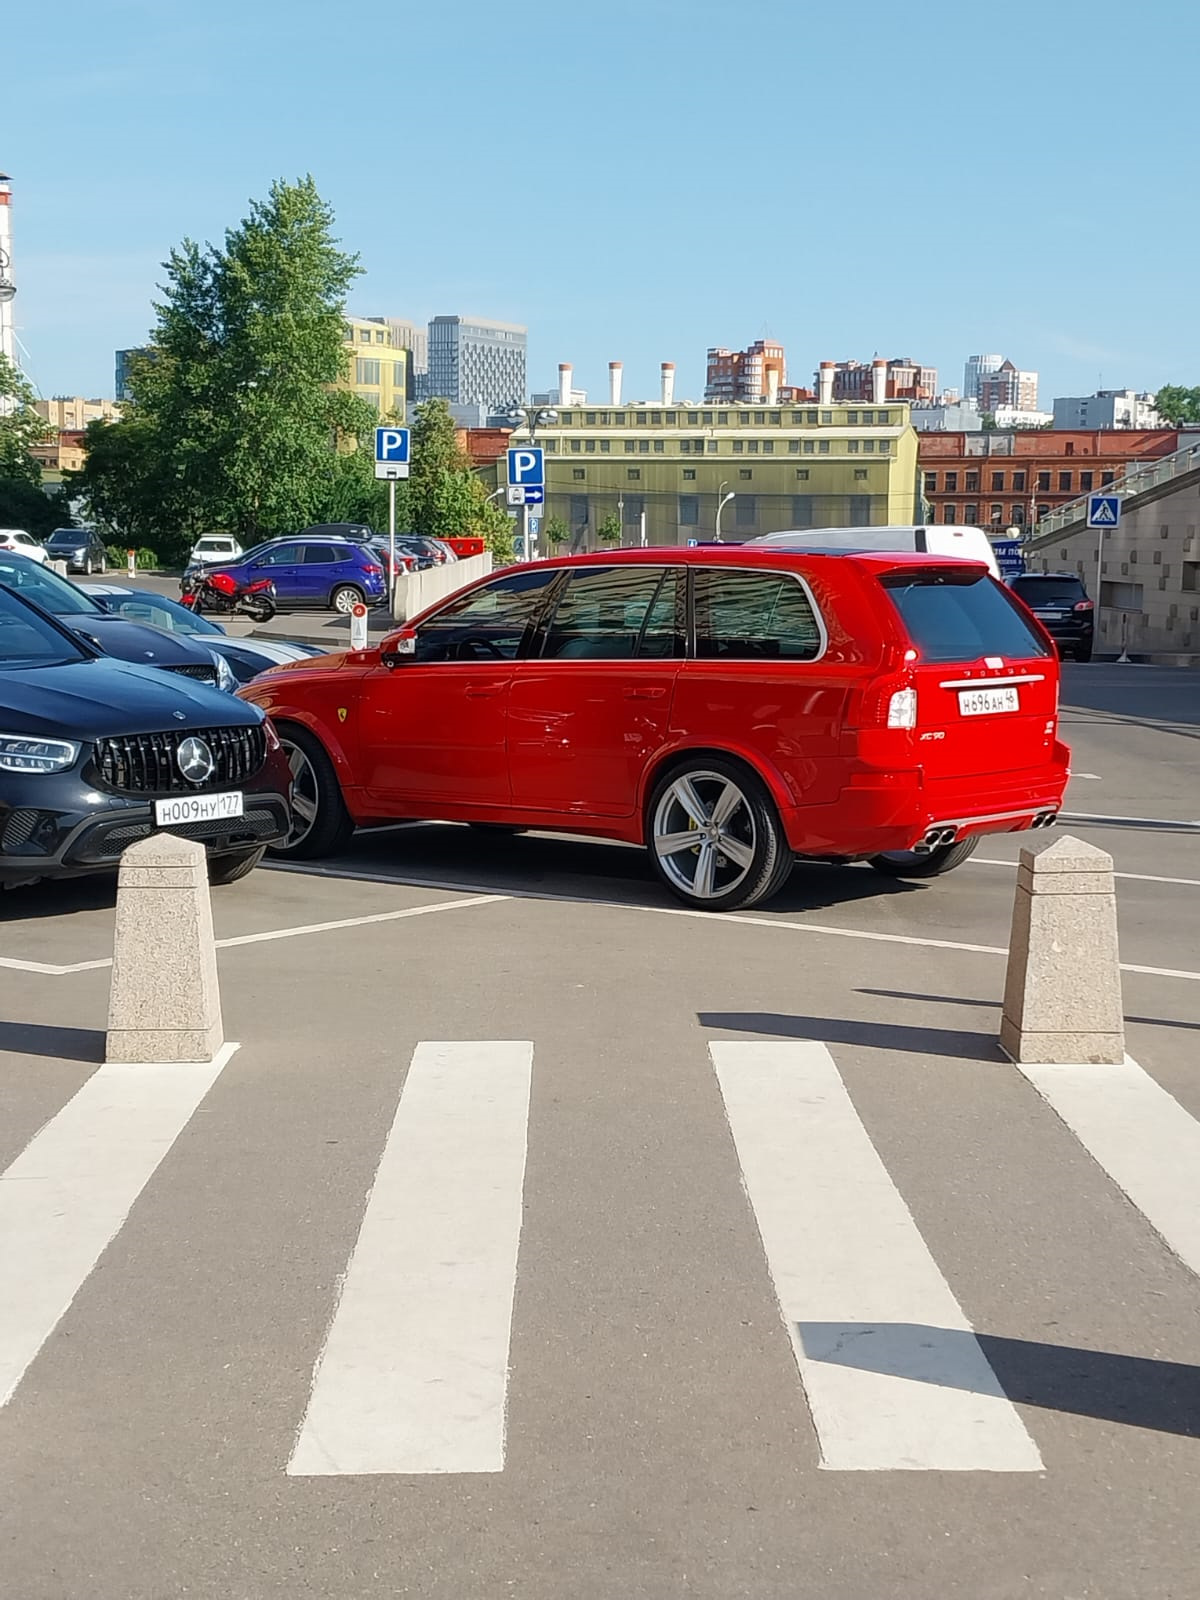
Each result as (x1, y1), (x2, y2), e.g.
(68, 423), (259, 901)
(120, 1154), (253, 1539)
(977, 359), (1038, 415)
(115, 347), (152, 402)
(820, 358), (937, 404)
(706, 340), (786, 403)
(367, 318), (427, 398)
(963, 354), (1003, 403)
(422, 316), (527, 411)
(1052, 390), (1161, 430)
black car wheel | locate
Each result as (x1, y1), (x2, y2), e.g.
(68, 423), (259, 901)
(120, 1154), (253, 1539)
(208, 846), (265, 885)
(331, 584), (365, 614)
(646, 757), (794, 912)
(83, 557), (93, 576)
(868, 837), (979, 879)
(271, 725), (354, 859)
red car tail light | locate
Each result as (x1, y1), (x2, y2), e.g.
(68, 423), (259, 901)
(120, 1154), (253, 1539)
(1073, 599), (1095, 613)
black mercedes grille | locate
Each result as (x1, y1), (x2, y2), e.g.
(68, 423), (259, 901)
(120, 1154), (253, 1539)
(166, 662), (218, 683)
(93, 725), (267, 795)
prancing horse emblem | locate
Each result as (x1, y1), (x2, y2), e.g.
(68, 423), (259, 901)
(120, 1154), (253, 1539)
(337, 707), (348, 722)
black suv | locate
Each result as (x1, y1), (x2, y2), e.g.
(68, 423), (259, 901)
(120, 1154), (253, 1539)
(45, 527), (109, 575)
(1007, 571), (1095, 661)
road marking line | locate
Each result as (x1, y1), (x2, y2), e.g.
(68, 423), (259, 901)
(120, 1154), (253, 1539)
(711, 1041), (1042, 1471)
(267, 861), (1200, 983)
(0, 1042), (239, 1408)
(0, 893), (508, 977)
(288, 1040), (533, 1477)
(1061, 811), (1200, 830)
(1014, 1055), (1200, 1280)
(216, 893), (508, 950)
(974, 858), (1200, 890)
(1070, 773), (1103, 780)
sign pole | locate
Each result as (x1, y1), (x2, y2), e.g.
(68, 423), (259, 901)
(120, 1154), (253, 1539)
(523, 500), (531, 563)
(388, 478), (397, 615)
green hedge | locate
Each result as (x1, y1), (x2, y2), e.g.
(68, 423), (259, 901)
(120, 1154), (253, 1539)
(105, 545), (160, 571)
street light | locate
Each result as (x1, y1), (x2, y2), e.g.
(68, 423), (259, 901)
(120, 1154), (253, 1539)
(715, 481), (735, 542)
(498, 401), (559, 559)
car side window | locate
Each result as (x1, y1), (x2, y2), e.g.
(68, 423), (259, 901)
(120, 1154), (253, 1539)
(255, 544), (301, 567)
(301, 544), (338, 564)
(692, 569), (823, 661)
(412, 569), (559, 663)
(539, 567), (682, 660)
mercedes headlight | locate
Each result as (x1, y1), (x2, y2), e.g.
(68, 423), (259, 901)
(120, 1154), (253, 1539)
(0, 734), (80, 773)
(214, 652), (236, 693)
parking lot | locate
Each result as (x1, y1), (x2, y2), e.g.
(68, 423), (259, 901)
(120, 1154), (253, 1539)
(2, 663), (1199, 1599)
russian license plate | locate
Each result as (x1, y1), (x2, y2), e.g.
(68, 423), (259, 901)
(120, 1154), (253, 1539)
(958, 687), (1020, 717)
(154, 792), (244, 826)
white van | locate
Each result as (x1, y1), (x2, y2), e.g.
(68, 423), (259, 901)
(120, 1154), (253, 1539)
(748, 524), (1001, 579)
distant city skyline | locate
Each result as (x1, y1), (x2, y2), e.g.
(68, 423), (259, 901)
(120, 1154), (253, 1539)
(4, 0), (1197, 406)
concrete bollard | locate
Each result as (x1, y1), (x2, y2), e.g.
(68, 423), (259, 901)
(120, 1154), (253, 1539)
(106, 834), (224, 1064)
(999, 834), (1124, 1065)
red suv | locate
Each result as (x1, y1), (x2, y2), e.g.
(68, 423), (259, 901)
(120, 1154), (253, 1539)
(240, 548), (1070, 911)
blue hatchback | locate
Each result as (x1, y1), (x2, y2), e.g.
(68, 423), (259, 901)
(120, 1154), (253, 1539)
(189, 537), (387, 614)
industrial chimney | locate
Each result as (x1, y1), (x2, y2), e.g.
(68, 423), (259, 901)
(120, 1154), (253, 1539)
(766, 368), (780, 406)
(872, 359), (888, 404)
(558, 363), (573, 407)
(609, 361), (623, 406)
(818, 361), (835, 406)
(661, 361), (676, 406)
(0, 173), (15, 372)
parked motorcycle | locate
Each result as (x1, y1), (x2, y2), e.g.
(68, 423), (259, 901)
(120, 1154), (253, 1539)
(180, 569), (277, 623)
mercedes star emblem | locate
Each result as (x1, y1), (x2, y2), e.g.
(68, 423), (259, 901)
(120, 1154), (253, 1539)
(176, 735), (215, 785)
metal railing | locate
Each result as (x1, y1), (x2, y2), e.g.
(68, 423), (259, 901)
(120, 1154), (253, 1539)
(1031, 437), (1200, 543)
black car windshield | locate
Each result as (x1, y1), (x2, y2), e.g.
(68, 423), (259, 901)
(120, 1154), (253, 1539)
(883, 570), (1051, 664)
(92, 588), (225, 636)
(1010, 575), (1085, 604)
(0, 555), (103, 616)
(0, 584), (89, 664)
(46, 529), (88, 547)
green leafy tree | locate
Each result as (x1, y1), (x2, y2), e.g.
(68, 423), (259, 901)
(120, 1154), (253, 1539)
(597, 511), (622, 547)
(0, 355), (72, 538)
(406, 398), (514, 558)
(1153, 385), (1200, 425)
(544, 514), (570, 550)
(72, 176), (380, 563)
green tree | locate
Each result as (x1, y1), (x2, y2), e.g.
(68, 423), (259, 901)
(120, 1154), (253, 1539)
(406, 398), (514, 559)
(72, 176), (380, 563)
(544, 514), (570, 550)
(1153, 385), (1200, 425)
(0, 355), (72, 538)
(597, 511), (622, 547)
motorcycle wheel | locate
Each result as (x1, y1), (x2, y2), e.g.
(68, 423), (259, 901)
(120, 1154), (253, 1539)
(244, 597), (276, 623)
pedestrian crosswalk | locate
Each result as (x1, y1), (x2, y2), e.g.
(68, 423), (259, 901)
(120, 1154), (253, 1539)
(2, 1035), (1198, 1478)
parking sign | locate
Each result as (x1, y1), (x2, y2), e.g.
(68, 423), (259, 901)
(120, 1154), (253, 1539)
(375, 427), (410, 480)
(507, 447), (544, 488)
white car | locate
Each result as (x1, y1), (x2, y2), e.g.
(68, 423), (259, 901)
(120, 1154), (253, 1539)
(188, 534), (245, 567)
(0, 529), (48, 564)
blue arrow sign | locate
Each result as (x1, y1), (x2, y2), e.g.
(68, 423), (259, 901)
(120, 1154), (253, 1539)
(1086, 493), (1120, 529)
(375, 426), (410, 465)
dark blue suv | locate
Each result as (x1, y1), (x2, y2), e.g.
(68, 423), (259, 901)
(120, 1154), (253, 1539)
(186, 537), (387, 614)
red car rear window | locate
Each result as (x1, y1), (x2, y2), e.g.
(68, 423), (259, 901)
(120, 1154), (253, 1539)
(882, 570), (1051, 664)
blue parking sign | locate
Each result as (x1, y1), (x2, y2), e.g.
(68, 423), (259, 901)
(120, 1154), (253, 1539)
(375, 426), (410, 465)
(507, 447), (544, 487)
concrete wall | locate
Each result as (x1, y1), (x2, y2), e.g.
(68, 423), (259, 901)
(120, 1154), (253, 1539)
(1028, 466), (1200, 660)
(391, 552), (493, 622)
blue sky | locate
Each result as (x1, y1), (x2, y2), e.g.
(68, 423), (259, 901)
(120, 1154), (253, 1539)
(6, 0), (1198, 406)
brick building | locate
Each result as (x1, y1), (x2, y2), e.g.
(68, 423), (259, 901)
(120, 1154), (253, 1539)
(705, 340), (787, 404)
(827, 357), (937, 404)
(918, 428), (1182, 529)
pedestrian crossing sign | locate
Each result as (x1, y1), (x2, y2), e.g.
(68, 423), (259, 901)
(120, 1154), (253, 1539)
(1086, 494), (1120, 529)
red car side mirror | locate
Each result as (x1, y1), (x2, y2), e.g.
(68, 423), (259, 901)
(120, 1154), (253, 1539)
(380, 628), (417, 668)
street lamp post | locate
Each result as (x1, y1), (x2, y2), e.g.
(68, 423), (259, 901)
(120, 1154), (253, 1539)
(499, 401), (557, 561)
(715, 481), (735, 542)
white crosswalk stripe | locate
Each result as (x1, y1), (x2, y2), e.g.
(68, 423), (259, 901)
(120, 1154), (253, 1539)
(711, 1040), (1043, 1472)
(3, 1035), (1200, 1477)
(289, 1040), (534, 1476)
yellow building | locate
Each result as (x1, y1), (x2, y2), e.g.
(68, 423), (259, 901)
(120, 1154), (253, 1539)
(341, 317), (407, 420)
(35, 397), (122, 430)
(492, 399), (920, 546)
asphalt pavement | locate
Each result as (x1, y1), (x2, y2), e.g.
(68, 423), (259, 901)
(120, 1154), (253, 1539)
(1, 664), (1198, 1599)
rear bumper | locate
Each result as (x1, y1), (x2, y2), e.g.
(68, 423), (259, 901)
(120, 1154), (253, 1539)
(781, 743), (1071, 858)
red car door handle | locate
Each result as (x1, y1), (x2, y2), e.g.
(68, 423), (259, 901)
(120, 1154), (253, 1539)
(465, 684), (505, 699)
(623, 686), (667, 700)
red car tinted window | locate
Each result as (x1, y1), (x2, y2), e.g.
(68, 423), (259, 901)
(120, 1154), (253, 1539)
(412, 568), (558, 662)
(693, 569), (823, 661)
(883, 571), (1051, 664)
(539, 566), (682, 660)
